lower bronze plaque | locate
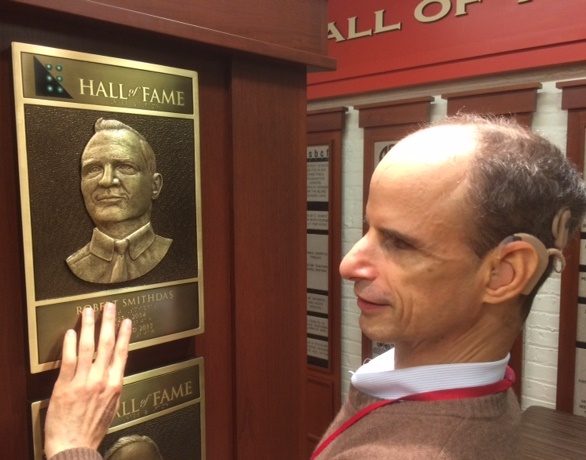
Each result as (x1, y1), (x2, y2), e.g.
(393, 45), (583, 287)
(31, 358), (205, 460)
(11, 42), (204, 372)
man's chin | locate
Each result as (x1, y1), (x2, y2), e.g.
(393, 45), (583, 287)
(92, 212), (127, 224)
(359, 316), (393, 344)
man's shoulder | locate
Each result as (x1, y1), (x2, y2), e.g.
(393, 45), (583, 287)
(153, 234), (173, 251)
(66, 243), (93, 268)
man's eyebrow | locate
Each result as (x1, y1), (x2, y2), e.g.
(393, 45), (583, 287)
(382, 228), (424, 248)
(364, 217), (424, 249)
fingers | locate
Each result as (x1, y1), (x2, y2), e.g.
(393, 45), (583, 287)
(110, 318), (132, 384)
(74, 307), (96, 379)
(56, 329), (78, 383)
(60, 302), (132, 386)
(92, 302), (117, 376)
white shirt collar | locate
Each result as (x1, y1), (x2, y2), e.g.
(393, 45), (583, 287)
(351, 348), (509, 400)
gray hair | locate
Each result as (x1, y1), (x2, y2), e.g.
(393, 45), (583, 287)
(93, 118), (157, 174)
(434, 115), (586, 309)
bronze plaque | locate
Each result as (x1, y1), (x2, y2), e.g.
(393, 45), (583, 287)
(31, 358), (206, 460)
(11, 43), (204, 373)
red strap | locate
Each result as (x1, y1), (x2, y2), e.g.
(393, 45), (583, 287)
(310, 366), (515, 460)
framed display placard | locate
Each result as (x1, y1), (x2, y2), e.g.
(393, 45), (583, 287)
(307, 144), (331, 368)
(305, 108), (344, 454)
(11, 42), (204, 373)
(31, 358), (205, 459)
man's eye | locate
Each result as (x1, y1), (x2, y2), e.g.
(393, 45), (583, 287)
(82, 165), (102, 177)
(116, 164), (137, 174)
(383, 234), (412, 251)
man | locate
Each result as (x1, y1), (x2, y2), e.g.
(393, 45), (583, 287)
(44, 303), (131, 460)
(313, 115), (586, 459)
(67, 118), (172, 284)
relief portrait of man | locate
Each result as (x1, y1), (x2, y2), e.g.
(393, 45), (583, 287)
(104, 434), (163, 460)
(66, 118), (173, 284)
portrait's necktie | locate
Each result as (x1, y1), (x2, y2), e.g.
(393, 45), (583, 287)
(110, 239), (129, 283)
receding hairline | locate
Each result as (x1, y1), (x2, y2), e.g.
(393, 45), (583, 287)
(82, 119), (157, 173)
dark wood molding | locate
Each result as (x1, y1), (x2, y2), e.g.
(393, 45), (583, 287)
(1, 4), (317, 456)
(307, 107), (347, 133)
(356, 97), (433, 129)
(443, 83), (542, 117)
(557, 79), (586, 111)
(4, 0), (335, 69)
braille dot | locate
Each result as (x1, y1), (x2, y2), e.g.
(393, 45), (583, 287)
(56, 76), (63, 82)
(56, 65), (63, 71)
(46, 75), (53, 81)
(46, 85), (54, 92)
(57, 87), (63, 93)
(46, 64), (52, 70)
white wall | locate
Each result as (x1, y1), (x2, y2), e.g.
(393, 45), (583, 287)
(309, 65), (586, 406)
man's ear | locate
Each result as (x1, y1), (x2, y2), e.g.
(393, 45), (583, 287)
(483, 239), (543, 305)
(152, 173), (163, 199)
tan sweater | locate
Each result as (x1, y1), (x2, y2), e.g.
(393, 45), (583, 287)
(49, 448), (102, 460)
(316, 386), (521, 459)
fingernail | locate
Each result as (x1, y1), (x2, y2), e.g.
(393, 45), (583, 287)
(84, 307), (94, 319)
(105, 301), (115, 314)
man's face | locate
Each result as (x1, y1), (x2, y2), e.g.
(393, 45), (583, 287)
(81, 130), (159, 228)
(340, 126), (492, 356)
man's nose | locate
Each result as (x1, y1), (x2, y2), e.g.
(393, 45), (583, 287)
(98, 164), (116, 187)
(339, 235), (377, 281)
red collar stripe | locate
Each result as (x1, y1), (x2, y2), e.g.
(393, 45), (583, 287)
(310, 366), (515, 460)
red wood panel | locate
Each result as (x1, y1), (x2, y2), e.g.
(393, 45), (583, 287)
(0, 31), (30, 459)
(231, 57), (307, 459)
(308, 1), (586, 99)
(306, 376), (336, 457)
(194, 53), (234, 459)
(0, 11), (236, 457)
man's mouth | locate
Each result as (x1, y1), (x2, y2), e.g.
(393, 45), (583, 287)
(356, 295), (388, 313)
(95, 193), (125, 202)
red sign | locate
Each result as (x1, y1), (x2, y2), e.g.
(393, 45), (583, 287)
(308, 0), (586, 100)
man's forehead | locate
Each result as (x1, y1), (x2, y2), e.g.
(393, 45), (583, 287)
(367, 125), (478, 258)
(82, 130), (142, 158)
(382, 124), (478, 167)
(369, 124), (474, 233)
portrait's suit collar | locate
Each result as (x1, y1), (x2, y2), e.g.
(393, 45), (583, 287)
(89, 223), (156, 261)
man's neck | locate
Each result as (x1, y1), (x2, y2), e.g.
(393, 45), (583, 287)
(393, 344), (510, 369)
(393, 301), (524, 369)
